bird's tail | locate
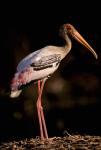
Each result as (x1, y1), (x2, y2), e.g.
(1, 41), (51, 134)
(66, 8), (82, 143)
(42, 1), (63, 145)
(10, 72), (22, 98)
(10, 90), (22, 98)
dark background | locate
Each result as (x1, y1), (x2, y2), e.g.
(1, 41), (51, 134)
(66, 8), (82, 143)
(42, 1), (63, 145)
(0, 1), (101, 142)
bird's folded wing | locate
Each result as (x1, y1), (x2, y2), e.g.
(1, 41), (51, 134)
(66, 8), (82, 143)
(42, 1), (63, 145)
(30, 54), (61, 70)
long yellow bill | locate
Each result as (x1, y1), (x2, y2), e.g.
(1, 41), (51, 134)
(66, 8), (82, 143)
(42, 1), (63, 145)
(73, 31), (98, 59)
(65, 24), (98, 59)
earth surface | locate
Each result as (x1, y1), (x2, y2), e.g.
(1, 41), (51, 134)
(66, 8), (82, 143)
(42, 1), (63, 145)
(0, 134), (101, 150)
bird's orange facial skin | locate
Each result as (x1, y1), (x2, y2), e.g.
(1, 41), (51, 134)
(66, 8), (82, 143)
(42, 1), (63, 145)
(64, 24), (76, 36)
(65, 24), (73, 30)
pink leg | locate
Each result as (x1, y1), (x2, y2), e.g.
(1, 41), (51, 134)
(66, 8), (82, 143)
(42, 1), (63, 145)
(37, 80), (44, 139)
(36, 79), (48, 140)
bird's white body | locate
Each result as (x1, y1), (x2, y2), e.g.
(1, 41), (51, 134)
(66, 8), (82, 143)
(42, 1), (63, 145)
(10, 45), (70, 98)
(17, 46), (64, 71)
(17, 46), (66, 72)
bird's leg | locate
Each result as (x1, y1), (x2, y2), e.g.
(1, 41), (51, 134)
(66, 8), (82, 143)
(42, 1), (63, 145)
(39, 80), (48, 139)
(37, 79), (48, 140)
(37, 80), (44, 139)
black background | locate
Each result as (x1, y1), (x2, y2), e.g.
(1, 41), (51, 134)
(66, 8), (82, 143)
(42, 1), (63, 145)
(0, 1), (101, 142)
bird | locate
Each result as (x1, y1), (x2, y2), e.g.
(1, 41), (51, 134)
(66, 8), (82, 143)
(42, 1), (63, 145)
(10, 23), (98, 140)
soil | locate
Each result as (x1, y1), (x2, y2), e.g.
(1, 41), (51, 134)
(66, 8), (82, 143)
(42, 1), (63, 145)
(0, 134), (101, 150)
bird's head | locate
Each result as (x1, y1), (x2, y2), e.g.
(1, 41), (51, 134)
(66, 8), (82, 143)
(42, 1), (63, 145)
(63, 24), (75, 36)
(61, 23), (98, 59)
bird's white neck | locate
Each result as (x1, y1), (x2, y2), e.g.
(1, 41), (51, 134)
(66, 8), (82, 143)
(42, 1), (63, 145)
(62, 34), (72, 58)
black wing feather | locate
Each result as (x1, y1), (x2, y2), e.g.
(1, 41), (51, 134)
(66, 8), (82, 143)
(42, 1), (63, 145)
(31, 54), (61, 70)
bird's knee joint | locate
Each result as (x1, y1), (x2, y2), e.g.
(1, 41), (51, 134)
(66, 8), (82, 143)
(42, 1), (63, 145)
(36, 101), (43, 110)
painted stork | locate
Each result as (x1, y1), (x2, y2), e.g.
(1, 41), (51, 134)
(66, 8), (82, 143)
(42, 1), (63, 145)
(10, 23), (98, 140)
